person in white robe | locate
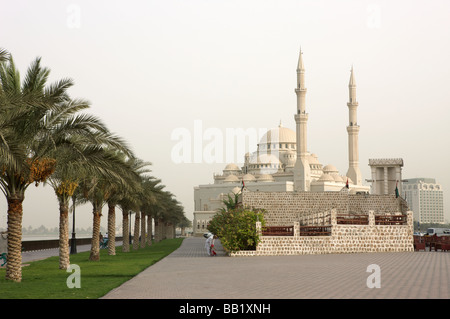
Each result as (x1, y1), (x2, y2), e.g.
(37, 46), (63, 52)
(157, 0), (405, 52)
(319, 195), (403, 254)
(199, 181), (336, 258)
(205, 234), (216, 256)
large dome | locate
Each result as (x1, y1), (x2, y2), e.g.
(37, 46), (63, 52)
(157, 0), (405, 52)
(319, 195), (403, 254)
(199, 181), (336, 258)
(259, 124), (296, 145)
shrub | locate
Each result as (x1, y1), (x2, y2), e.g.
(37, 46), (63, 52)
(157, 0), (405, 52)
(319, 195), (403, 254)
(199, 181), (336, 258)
(208, 206), (265, 252)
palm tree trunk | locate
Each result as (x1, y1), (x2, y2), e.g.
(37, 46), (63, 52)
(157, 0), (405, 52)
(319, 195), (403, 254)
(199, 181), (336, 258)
(156, 219), (163, 242)
(122, 211), (130, 252)
(147, 215), (152, 246)
(140, 213), (146, 248)
(133, 212), (140, 250)
(5, 196), (24, 282)
(162, 222), (167, 240)
(59, 201), (70, 269)
(154, 219), (159, 242)
(89, 206), (101, 261)
(107, 203), (116, 255)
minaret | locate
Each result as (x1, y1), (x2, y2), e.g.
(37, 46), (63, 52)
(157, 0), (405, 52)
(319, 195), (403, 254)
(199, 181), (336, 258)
(293, 48), (311, 191)
(346, 66), (362, 186)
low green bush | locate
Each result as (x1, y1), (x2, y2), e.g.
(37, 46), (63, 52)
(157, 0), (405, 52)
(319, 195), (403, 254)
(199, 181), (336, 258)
(208, 194), (265, 252)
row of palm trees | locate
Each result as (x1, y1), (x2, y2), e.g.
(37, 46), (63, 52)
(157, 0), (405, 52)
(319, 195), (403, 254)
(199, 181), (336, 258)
(0, 48), (189, 282)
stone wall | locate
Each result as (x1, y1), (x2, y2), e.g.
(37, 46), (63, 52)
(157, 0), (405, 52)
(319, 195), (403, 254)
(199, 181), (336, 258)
(230, 210), (414, 256)
(229, 191), (414, 256)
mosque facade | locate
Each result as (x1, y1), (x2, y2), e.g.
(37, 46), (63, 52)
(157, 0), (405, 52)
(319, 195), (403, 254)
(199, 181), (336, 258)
(193, 50), (371, 236)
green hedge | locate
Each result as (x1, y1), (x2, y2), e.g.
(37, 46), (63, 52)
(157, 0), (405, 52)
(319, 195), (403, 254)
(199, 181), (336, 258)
(208, 206), (265, 252)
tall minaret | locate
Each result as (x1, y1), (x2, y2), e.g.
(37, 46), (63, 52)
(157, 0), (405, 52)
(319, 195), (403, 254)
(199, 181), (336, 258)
(346, 66), (362, 185)
(293, 48), (311, 191)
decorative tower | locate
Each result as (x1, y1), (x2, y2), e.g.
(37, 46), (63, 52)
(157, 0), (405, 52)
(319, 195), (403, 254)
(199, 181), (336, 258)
(346, 66), (362, 186)
(293, 48), (311, 191)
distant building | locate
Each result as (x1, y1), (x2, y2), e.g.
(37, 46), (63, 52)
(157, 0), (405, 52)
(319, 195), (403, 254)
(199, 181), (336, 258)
(402, 178), (444, 224)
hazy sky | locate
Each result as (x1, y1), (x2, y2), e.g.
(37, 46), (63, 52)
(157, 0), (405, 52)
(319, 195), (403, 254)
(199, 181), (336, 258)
(1, 0), (449, 232)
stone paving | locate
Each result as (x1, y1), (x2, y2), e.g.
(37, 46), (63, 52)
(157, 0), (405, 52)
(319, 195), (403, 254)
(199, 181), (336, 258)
(102, 237), (450, 299)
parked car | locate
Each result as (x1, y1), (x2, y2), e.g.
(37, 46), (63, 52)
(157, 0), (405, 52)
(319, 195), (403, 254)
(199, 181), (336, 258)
(203, 232), (212, 238)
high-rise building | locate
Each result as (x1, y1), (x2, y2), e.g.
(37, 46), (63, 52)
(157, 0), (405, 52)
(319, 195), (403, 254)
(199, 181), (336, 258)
(402, 178), (444, 224)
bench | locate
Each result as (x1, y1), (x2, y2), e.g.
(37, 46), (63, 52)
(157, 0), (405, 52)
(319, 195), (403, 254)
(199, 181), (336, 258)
(436, 236), (450, 252)
(413, 235), (426, 251)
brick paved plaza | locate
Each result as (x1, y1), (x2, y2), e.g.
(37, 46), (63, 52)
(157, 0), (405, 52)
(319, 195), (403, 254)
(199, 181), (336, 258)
(102, 237), (450, 299)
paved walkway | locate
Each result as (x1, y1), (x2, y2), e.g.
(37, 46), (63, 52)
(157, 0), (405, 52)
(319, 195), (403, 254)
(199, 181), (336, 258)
(102, 237), (450, 299)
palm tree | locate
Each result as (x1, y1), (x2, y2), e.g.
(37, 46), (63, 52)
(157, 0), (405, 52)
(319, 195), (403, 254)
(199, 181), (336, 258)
(139, 176), (164, 247)
(0, 48), (8, 62)
(77, 150), (136, 261)
(49, 142), (134, 268)
(118, 191), (140, 253)
(101, 157), (150, 253)
(177, 215), (192, 237)
(0, 53), (90, 282)
(149, 189), (186, 241)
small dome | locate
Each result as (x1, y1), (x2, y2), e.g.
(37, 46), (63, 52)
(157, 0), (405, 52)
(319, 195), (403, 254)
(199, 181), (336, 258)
(308, 153), (320, 165)
(331, 173), (344, 183)
(224, 175), (239, 183)
(318, 173), (335, 182)
(323, 164), (339, 174)
(257, 174), (274, 182)
(242, 174), (256, 182)
(231, 187), (241, 194)
(224, 163), (241, 171)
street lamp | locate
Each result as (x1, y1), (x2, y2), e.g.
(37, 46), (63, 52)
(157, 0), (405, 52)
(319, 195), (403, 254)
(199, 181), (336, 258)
(70, 195), (77, 254)
(129, 211), (132, 245)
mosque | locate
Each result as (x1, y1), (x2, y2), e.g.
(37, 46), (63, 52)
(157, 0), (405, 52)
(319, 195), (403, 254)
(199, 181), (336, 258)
(193, 50), (371, 235)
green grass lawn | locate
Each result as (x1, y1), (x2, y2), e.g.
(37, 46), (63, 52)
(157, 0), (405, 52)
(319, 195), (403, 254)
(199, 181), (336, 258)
(0, 238), (183, 299)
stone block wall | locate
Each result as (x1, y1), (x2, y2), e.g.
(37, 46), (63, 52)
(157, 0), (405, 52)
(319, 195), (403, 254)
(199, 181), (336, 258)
(229, 192), (414, 256)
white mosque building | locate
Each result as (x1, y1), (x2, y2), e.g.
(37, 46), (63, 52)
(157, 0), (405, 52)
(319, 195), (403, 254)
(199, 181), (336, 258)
(193, 50), (370, 235)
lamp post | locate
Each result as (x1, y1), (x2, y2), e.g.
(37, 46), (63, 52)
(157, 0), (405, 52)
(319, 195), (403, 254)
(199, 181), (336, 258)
(70, 195), (77, 254)
(129, 211), (132, 245)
